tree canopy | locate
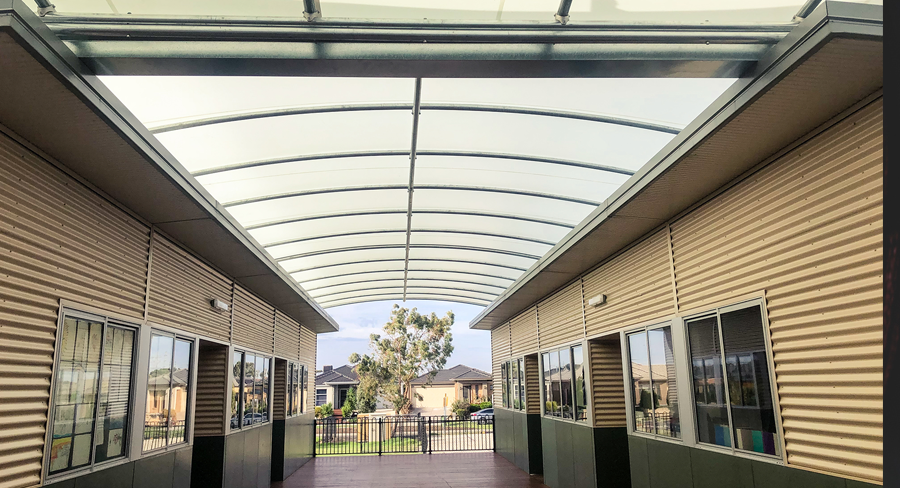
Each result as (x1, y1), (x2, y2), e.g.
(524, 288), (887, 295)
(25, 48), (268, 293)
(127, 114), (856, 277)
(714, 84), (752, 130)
(350, 304), (454, 414)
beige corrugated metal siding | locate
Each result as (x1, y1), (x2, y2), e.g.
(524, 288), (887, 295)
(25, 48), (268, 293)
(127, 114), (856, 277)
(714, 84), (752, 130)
(536, 282), (583, 349)
(583, 229), (673, 338)
(509, 307), (538, 356)
(299, 325), (316, 412)
(0, 131), (150, 488)
(490, 323), (510, 402)
(523, 354), (541, 414)
(232, 284), (275, 355)
(275, 310), (301, 361)
(670, 99), (883, 483)
(194, 342), (228, 436)
(147, 233), (231, 342)
(273, 359), (287, 421)
(589, 339), (627, 428)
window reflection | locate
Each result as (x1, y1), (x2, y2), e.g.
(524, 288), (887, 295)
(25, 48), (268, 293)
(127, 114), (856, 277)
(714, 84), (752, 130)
(572, 346), (586, 422)
(628, 326), (680, 439)
(558, 350), (572, 419)
(231, 352), (242, 429)
(144, 334), (191, 451)
(548, 351), (561, 417)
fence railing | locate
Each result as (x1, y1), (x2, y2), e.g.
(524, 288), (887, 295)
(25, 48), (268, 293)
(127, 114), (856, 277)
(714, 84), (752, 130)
(634, 411), (679, 437)
(314, 415), (494, 456)
(143, 420), (185, 451)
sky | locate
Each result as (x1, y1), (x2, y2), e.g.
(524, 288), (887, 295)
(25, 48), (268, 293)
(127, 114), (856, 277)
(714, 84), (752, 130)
(316, 299), (491, 373)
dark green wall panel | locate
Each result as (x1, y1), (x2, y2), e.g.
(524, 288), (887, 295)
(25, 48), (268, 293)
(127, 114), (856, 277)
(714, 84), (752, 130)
(541, 418), (559, 488)
(571, 424), (596, 488)
(751, 459), (845, 488)
(134, 452), (175, 488)
(73, 461), (134, 488)
(594, 427), (630, 488)
(690, 448), (753, 488)
(526, 414), (544, 474)
(646, 439), (692, 488)
(627, 436), (651, 488)
(554, 422), (575, 488)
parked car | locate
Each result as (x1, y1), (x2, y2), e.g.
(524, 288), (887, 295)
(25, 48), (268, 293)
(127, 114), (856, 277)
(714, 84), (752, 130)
(470, 408), (494, 424)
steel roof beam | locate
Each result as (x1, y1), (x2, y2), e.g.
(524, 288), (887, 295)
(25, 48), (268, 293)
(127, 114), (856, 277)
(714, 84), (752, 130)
(321, 296), (490, 309)
(295, 268), (517, 284)
(275, 243), (542, 262)
(403, 79), (423, 302)
(318, 291), (492, 307)
(287, 258), (528, 274)
(313, 285), (498, 301)
(223, 184), (599, 207)
(305, 277), (508, 293)
(192, 150), (635, 177)
(245, 209), (574, 231)
(264, 228), (556, 248)
(149, 103), (681, 135)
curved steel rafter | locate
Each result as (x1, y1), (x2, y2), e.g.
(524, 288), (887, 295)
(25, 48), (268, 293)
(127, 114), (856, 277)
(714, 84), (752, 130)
(264, 228), (556, 248)
(150, 102), (682, 135)
(295, 268), (517, 285)
(287, 257), (528, 275)
(304, 276), (508, 293)
(319, 291), (492, 308)
(312, 285), (498, 301)
(192, 149), (635, 177)
(321, 296), (491, 309)
(224, 184), (599, 207)
(245, 209), (575, 231)
(275, 243), (542, 263)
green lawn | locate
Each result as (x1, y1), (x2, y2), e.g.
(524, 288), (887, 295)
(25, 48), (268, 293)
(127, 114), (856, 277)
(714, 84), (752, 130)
(315, 437), (421, 455)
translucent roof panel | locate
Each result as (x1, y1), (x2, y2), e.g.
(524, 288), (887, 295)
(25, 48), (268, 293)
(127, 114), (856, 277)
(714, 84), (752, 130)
(36, 0), (845, 22)
(99, 75), (738, 312)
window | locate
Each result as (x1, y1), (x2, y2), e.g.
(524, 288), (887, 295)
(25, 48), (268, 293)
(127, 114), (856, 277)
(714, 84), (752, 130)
(626, 324), (680, 439)
(500, 358), (525, 410)
(316, 388), (327, 406)
(686, 303), (780, 457)
(500, 362), (508, 408)
(541, 344), (586, 422)
(288, 362), (307, 416)
(143, 333), (193, 451)
(231, 350), (270, 429)
(48, 313), (136, 476)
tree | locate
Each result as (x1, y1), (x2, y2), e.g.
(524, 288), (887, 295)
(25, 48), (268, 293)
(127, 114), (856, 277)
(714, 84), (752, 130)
(354, 367), (379, 413)
(341, 388), (357, 417)
(350, 304), (454, 414)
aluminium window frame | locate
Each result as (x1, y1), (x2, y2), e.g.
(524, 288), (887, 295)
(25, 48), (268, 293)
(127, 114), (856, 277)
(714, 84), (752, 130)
(621, 319), (684, 442)
(286, 361), (307, 417)
(680, 297), (786, 463)
(228, 346), (274, 433)
(538, 341), (589, 423)
(43, 306), (142, 483)
(141, 328), (196, 453)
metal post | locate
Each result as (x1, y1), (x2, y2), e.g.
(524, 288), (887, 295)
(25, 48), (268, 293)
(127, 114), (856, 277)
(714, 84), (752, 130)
(378, 417), (382, 455)
(302, 0), (321, 21)
(313, 418), (317, 456)
(555, 0), (572, 24)
(428, 418), (432, 454)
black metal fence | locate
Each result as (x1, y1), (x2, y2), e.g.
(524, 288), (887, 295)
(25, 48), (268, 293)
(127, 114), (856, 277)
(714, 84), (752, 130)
(143, 420), (185, 451)
(634, 411), (679, 437)
(314, 415), (494, 456)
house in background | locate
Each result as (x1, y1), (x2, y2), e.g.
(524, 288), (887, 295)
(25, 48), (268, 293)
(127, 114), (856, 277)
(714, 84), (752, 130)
(411, 365), (492, 410)
(315, 365), (358, 413)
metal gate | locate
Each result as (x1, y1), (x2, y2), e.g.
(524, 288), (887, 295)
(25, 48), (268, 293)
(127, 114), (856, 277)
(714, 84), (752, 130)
(314, 415), (494, 456)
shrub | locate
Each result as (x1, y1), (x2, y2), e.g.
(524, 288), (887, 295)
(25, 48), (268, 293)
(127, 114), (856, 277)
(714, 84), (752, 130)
(341, 388), (357, 417)
(319, 402), (334, 418)
(450, 399), (470, 419)
(315, 406), (323, 418)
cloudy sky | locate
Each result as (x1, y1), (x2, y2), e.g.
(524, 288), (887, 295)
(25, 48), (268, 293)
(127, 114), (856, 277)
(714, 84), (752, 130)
(316, 300), (491, 373)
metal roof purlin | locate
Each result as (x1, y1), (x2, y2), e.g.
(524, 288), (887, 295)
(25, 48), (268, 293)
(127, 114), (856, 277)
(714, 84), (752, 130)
(403, 78), (423, 302)
(149, 104), (682, 135)
(192, 150), (636, 177)
(264, 229), (556, 249)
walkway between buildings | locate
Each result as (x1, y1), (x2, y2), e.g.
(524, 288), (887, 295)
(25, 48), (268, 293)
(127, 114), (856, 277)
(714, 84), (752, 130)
(274, 452), (549, 488)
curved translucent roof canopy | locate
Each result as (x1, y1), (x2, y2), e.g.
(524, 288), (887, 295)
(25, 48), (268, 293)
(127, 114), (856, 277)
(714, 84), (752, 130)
(32, 0), (830, 22)
(100, 76), (737, 309)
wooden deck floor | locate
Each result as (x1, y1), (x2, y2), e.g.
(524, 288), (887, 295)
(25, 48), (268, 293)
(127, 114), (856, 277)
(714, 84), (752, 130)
(274, 453), (549, 488)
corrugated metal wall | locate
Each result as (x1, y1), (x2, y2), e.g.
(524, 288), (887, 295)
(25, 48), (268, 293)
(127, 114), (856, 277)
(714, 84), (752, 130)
(0, 131), (150, 488)
(536, 282), (584, 349)
(299, 325), (316, 412)
(509, 307), (538, 356)
(273, 359), (287, 421)
(232, 284), (275, 355)
(194, 342), (228, 437)
(583, 229), (673, 338)
(523, 354), (541, 414)
(670, 99), (883, 483)
(490, 323), (510, 401)
(275, 310), (301, 361)
(589, 339), (627, 428)
(147, 233), (232, 342)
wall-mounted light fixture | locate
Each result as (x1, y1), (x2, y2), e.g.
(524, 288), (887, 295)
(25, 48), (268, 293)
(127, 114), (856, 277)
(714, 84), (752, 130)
(588, 294), (607, 307)
(210, 298), (230, 312)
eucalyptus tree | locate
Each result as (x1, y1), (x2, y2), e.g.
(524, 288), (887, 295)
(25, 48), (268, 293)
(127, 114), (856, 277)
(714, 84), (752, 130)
(350, 304), (454, 414)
